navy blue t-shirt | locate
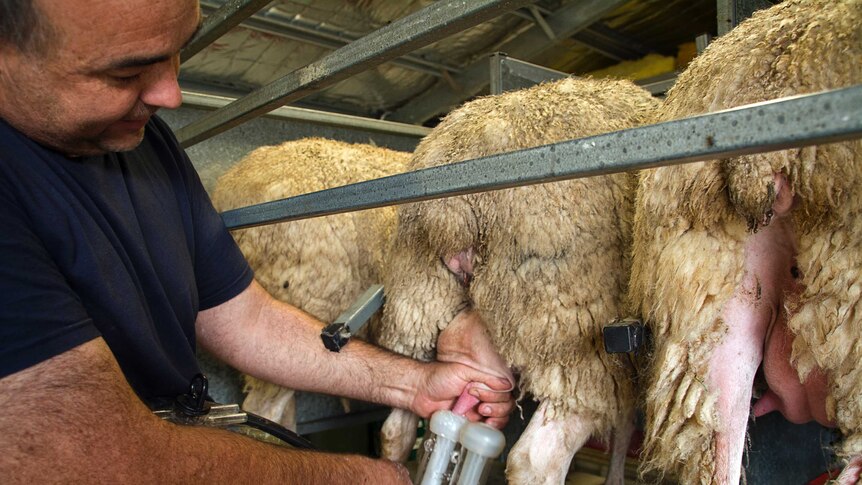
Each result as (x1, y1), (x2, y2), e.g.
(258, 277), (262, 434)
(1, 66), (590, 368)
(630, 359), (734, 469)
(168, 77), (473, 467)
(0, 116), (254, 407)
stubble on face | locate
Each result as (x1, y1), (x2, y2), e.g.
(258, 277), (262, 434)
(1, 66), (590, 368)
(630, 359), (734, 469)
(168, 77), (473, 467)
(0, 0), (199, 157)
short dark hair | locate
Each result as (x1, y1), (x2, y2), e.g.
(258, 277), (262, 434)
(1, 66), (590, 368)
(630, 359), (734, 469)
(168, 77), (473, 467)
(0, 0), (53, 52)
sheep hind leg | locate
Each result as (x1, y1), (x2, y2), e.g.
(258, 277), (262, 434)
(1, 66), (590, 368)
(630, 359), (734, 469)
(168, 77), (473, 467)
(506, 401), (592, 485)
(835, 456), (862, 485)
(242, 382), (297, 431)
(709, 212), (797, 483)
(379, 408), (419, 462)
(605, 409), (636, 485)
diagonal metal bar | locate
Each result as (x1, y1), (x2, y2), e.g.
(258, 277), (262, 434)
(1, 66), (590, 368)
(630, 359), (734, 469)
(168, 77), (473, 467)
(221, 85), (862, 230)
(526, 5), (557, 40)
(176, 0), (537, 148)
(181, 0), (274, 63)
(181, 91), (431, 137)
(388, 0), (631, 125)
(512, 6), (655, 61)
(197, 1), (461, 78)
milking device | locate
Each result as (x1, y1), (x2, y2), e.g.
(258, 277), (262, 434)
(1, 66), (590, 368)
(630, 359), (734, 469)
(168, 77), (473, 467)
(416, 384), (506, 485)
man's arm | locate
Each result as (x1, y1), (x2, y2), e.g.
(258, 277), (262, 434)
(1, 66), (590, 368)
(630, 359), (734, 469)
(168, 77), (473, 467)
(0, 337), (409, 483)
(196, 281), (513, 426)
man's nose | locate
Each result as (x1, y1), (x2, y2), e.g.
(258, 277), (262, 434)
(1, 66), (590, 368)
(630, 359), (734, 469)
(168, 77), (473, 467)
(140, 56), (182, 110)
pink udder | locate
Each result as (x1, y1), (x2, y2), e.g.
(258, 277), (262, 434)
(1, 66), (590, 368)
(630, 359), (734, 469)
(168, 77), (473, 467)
(755, 314), (833, 426)
(452, 384), (481, 416)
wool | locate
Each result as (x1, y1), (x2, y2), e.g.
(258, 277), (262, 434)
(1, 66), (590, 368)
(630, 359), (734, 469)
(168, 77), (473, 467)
(375, 77), (659, 483)
(212, 137), (409, 428)
(629, 1), (862, 482)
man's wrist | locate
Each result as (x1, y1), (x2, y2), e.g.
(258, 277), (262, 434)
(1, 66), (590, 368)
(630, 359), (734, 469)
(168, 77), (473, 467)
(371, 352), (425, 413)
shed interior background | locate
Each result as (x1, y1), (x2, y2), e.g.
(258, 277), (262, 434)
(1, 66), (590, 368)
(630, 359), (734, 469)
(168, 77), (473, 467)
(154, 0), (851, 482)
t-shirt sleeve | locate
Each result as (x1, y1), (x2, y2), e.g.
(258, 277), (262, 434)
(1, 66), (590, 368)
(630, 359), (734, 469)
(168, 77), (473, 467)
(0, 192), (100, 379)
(189, 173), (255, 310)
(151, 119), (254, 311)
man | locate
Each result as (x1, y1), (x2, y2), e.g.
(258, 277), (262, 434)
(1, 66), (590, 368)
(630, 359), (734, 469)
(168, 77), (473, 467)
(0, 0), (514, 482)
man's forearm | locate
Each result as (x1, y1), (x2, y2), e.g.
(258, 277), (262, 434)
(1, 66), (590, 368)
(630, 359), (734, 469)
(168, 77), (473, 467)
(0, 338), (408, 484)
(197, 281), (424, 412)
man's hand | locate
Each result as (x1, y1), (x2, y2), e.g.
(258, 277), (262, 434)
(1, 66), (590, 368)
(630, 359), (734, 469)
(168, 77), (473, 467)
(199, 282), (515, 430)
(410, 360), (514, 429)
(415, 308), (515, 428)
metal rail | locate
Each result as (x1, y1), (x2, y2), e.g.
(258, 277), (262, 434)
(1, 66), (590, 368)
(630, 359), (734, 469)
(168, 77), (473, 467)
(489, 54), (676, 96)
(221, 85), (862, 230)
(175, 0), (536, 147)
(489, 53), (567, 95)
(181, 91), (430, 138)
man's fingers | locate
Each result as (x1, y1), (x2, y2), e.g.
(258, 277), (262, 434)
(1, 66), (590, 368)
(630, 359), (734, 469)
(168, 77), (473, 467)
(483, 416), (510, 430)
(469, 385), (512, 403)
(478, 401), (512, 418)
(466, 404), (511, 429)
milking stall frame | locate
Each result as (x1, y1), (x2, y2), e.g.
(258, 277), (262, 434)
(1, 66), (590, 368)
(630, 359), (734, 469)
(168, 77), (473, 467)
(177, 0), (862, 228)
(171, 0), (862, 478)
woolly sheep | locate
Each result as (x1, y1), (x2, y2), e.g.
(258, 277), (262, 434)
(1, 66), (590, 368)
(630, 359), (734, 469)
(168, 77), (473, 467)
(211, 138), (409, 429)
(628, 1), (862, 482)
(375, 77), (660, 484)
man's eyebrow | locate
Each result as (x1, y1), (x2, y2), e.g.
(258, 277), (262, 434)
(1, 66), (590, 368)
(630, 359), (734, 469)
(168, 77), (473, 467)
(106, 54), (172, 70)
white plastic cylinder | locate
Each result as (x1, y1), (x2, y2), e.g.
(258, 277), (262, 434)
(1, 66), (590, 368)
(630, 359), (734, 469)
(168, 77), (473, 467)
(453, 422), (506, 485)
(417, 410), (468, 485)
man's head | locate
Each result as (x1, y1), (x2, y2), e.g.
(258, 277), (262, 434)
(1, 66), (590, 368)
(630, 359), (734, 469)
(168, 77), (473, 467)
(0, 0), (200, 156)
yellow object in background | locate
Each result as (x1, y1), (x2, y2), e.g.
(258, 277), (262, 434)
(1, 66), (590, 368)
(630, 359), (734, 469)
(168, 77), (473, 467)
(586, 53), (675, 81)
(676, 41), (698, 70)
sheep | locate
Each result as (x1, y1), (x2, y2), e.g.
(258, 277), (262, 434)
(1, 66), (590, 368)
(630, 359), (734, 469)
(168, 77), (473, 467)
(375, 76), (660, 484)
(211, 137), (409, 430)
(628, 0), (862, 482)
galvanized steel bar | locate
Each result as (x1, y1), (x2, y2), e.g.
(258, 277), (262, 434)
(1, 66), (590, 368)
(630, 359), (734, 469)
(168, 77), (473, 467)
(489, 54), (673, 96)
(176, 0), (537, 147)
(181, 91), (431, 138)
(489, 53), (567, 95)
(637, 72), (678, 96)
(717, 0), (776, 36)
(221, 85), (862, 230)
(180, 0), (274, 63)
(332, 285), (385, 334)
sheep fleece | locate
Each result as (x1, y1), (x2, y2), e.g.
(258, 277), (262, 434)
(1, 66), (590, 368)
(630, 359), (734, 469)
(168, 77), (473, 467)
(629, 0), (862, 482)
(378, 77), (659, 428)
(212, 138), (409, 424)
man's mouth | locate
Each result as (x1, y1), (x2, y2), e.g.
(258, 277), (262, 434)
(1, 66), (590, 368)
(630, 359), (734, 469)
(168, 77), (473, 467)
(114, 117), (149, 132)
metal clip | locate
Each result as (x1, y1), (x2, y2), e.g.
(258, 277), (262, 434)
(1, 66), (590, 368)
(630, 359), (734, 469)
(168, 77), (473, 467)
(602, 318), (647, 354)
(320, 285), (385, 352)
